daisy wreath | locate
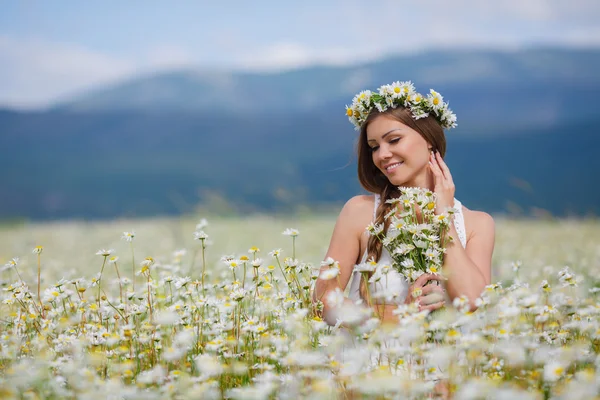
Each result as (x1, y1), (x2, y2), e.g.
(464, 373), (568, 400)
(345, 81), (457, 130)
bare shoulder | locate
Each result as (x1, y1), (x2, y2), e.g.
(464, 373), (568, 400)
(325, 194), (376, 267)
(338, 195), (375, 229)
(341, 194), (375, 213)
(462, 205), (495, 240)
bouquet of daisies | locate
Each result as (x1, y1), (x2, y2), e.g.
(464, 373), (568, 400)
(367, 187), (456, 283)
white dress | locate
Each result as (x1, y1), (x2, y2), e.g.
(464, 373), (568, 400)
(347, 194), (468, 305)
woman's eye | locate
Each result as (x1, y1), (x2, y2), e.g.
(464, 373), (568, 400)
(370, 146), (379, 152)
(390, 138), (400, 144)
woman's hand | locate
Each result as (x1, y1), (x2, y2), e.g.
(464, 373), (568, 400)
(404, 273), (446, 312)
(429, 151), (455, 215)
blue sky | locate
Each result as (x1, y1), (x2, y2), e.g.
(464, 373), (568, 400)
(1, 0), (599, 108)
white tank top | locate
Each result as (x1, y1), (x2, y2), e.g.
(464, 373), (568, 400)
(348, 194), (468, 304)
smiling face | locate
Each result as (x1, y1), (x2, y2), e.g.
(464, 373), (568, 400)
(357, 107), (447, 194)
(366, 114), (432, 188)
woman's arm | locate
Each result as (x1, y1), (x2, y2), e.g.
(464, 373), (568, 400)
(429, 151), (495, 310)
(443, 210), (495, 309)
(312, 195), (373, 325)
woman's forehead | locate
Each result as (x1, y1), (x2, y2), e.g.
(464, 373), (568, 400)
(367, 117), (411, 140)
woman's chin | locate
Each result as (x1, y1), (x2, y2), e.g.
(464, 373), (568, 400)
(387, 169), (427, 188)
(387, 175), (407, 186)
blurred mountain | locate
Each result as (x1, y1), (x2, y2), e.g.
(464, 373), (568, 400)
(1, 47), (599, 220)
(52, 47), (600, 131)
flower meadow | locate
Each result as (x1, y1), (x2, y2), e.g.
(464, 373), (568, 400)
(1, 216), (600, 399)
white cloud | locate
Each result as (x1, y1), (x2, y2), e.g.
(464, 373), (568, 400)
(143, 44), (197, 70)
(0, 36), (210, 109)
(0, 35), (137, 108)
(1, 1), (599, 108)
(237, 42), (388, 72)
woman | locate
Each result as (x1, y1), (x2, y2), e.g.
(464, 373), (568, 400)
(313, 81), (495, 325)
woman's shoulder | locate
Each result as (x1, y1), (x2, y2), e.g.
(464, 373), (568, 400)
(461, 204), (495, 240)
(337, 195), (376, 228)
(343, 194), (376, 211)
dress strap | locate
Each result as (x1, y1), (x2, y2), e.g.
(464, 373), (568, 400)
(452, 199), (468, 248)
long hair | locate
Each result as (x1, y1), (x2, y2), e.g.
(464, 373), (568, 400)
(356, 106), (447, 301)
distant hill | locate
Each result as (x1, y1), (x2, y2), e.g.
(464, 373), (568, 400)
(1, 47), (599, 220)
(52, 47), (600, 131)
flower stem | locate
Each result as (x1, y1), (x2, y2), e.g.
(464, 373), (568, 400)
(113, 261), (124, 303)
(98, 256), (108, 308)
(130, 242), (136, 292)
(200, 238), (206, 294)
(37, 253), (43, 316)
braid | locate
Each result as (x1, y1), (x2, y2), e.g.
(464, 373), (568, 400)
(359, 185), (399, 302)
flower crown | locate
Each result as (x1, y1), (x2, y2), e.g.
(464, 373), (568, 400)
(345, 81), (457, 131)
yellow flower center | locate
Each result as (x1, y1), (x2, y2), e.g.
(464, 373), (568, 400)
(346, 108), (353, 117)
(394, 87), (401, 93)
(427, 202), (435, 210)
(433, 98), (440, 106)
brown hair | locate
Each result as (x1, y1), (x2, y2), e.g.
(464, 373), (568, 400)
(356, 106), (447, 302)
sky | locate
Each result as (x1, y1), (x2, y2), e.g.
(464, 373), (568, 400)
(1, 0), (599, 109)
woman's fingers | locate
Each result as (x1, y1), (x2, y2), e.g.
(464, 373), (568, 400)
(420, 284), (445, 295)
(412, 273), (445, 288)
(419, 300), (445, 312)
(406, 274), (447, 304)
(419, 292), (445, 306)
(428, 153), (444, 184)
(435, 151), (453, 184)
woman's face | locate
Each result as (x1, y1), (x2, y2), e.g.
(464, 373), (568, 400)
(366, 114), (431, 187)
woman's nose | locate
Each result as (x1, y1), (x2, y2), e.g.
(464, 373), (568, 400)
(378, 145), (392, 159)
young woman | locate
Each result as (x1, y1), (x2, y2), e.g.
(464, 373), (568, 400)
(314, 81), (495, 325)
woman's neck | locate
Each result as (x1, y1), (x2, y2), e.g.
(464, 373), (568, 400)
(400, 171), (434, 191)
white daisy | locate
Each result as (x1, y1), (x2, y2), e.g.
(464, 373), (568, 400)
(121, 231), (135, 242)
(399, 80), (416, 96)
(194, 230), (208, 240)
(319, 268), (339, 280)
(282, 228), (299, 237)
(354, 262), (377, 273)
(543, 361), (566, 382)
(427, 89), (444, 111)
(389, 81), (404, 99)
